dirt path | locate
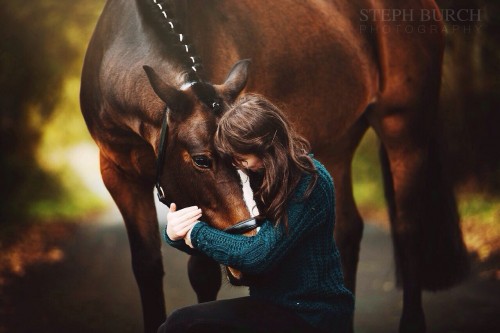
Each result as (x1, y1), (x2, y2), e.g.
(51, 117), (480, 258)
(0, 211), (499, 333)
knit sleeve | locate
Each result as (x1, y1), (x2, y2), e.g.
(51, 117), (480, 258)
(163, 226), (200, 256)
(190, 171), (333, 274)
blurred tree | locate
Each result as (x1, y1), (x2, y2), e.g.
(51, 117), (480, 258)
(437, 0), (500, 192)
(0, 1), (104, 221)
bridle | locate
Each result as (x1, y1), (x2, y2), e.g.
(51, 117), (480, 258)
(151, 0), (260, 234)
(224, 217), (262, 234)
(154, 106), (171, 206)
(154, 80), (220, 206)
(150, 0), (203, 206)
(154, 109), (261, 234)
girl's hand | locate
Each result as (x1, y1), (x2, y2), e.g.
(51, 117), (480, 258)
(166, 203), (202, 241)
(184, 223), (198, 248)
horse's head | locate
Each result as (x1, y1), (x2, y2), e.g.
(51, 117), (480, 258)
(144, 60), (253, 230)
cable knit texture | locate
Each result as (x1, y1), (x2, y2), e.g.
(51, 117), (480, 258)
(165, 158), (354, 331)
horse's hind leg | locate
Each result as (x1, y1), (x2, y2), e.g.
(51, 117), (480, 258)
(100, 152), (166, 333)
(367, 5), (468, 331)
(367, 67), (468, 333)
(374, 127), (468, 333)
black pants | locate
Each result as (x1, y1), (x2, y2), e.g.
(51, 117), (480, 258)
(157, 296), (319, 333)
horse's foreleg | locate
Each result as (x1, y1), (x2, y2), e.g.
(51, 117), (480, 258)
(328, 119), (369, 292)
(187, 254), (222, 303)
(100, 153), (166, 333)
(322, 118), (369, 333)
(331, 164), (363, 333)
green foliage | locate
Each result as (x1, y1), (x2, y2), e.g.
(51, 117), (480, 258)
(28, 166), (106, 221)
(40, 78), (94, 149)
(352, 129), (385, 210)
(0, 0), (105, 222)
(437, 0), (500, 192)
(459, 194), (500, 227)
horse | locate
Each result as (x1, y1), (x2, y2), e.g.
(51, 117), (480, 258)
(80, 1), (469, 332)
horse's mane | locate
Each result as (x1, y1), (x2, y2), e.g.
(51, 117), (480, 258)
(136, 0), (202, 82)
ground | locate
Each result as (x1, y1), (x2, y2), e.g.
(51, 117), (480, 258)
(0, 208), (499, 333)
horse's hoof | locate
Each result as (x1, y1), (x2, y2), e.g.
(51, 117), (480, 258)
(399, 312), (426, 333)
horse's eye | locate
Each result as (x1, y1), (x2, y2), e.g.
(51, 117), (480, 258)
(192, 155), (212, 169)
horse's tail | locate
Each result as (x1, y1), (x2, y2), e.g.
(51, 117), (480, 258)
(379, 139), (470, 291)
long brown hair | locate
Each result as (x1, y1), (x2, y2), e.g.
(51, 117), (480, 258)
(215, 94), (318, 228)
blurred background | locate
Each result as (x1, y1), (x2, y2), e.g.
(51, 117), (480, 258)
(0, 0), (499, 332)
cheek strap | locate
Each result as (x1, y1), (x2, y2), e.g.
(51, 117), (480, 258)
(156, 107), (170, 206)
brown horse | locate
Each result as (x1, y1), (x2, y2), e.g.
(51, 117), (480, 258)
(80, 0), (469, 332)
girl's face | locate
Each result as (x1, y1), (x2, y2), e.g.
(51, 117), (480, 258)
(233, 154), (264, 172)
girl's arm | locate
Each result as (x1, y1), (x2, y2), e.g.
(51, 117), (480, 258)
(164, 227), (201, 256)
(189, 173), (333, 274)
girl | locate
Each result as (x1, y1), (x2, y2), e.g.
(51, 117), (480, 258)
(158, 94), (354, 333)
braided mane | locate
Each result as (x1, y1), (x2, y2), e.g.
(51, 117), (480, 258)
(138, 0), (203, 83)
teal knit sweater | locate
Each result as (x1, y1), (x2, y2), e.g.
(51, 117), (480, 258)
(165, 158), (354, 331)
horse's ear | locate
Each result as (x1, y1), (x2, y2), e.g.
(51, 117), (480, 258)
(143, 65), (189, 114)
(221, 59), (251, 102)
